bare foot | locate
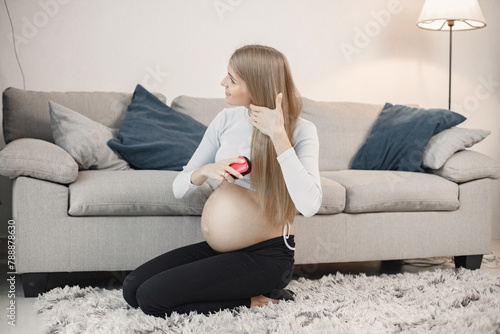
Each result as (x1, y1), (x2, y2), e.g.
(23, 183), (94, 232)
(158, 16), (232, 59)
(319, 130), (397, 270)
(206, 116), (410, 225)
(250, 295), (279, 308)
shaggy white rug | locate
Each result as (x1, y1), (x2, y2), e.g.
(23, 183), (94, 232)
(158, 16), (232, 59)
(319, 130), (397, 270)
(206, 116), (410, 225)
(34, 268), (500, 334)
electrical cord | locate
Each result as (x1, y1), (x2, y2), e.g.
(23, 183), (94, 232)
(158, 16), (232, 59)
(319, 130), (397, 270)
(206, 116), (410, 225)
(4, 0), (26, 90)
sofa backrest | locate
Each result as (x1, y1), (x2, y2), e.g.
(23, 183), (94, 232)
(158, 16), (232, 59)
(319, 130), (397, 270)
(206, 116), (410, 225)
(301, 98), (383, 170)
(2, 88), (384, 171)
(171, 96), (384, 171)
(171, 95), (230, 126)
(2, 87), (166, 144)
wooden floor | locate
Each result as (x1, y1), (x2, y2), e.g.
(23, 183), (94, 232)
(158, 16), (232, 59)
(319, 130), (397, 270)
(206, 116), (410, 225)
(1, 239), (499, 334)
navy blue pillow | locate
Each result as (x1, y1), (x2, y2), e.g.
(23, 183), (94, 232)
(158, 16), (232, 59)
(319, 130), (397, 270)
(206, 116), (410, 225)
(108, 85), (207, 170)
(351, 103), (466, 172)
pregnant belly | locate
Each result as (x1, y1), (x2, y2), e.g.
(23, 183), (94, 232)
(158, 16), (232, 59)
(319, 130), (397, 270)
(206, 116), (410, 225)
(201, 182), (284, 252)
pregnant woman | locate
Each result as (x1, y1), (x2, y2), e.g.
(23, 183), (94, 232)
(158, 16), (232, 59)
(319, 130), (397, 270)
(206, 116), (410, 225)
(123, 44), (322, 317)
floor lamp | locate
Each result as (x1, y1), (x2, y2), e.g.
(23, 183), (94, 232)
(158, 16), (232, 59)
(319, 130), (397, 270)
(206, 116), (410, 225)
(416, 0), (486, 110)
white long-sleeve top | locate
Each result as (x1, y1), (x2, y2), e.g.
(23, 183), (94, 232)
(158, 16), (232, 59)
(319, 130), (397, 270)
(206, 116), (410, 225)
(172, 106), (322, 217)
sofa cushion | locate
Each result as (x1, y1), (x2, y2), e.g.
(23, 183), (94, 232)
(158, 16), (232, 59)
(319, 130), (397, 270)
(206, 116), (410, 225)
(49, 101), (130, 170)
(429, 150), (500, 183)
(0, 138), (78, 184)
(317, 176), (346, 214)
(108, 85), (207, 171)
(2, 87), (166, 144)
(351, 103), (466, 172)
(322, 170), (459, 213)
(68, 170), (212, 216)
(422, 127), (491, 170)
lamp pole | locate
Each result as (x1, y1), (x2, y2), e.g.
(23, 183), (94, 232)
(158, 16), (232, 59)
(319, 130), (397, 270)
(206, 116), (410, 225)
(448, 20), (454, 110)
(417, 0), (487, 110)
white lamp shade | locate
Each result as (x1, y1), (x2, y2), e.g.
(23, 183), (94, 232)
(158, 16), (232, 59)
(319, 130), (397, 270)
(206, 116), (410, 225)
(417, 0), (486, 31)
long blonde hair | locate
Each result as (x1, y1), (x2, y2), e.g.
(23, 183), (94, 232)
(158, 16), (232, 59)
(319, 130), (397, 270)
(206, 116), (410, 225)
(229, 45), (302, 226)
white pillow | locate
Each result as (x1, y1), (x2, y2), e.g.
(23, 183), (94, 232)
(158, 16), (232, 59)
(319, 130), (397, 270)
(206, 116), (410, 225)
(422, 127), (491, 170)
(49, 101), (130, 170)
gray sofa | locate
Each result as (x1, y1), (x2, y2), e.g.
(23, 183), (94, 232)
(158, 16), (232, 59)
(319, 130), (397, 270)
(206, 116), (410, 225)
(2, 87), (499, 297)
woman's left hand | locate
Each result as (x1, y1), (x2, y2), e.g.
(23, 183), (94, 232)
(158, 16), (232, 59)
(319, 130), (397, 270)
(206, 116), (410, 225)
(248, 93), (285, 139)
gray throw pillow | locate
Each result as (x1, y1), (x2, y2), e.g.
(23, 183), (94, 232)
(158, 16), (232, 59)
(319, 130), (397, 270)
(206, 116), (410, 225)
(422, 127), (491, 170)
(429, 150), (500, 183)
(49, 101), (130, 170)
(0, 138), (78, 184)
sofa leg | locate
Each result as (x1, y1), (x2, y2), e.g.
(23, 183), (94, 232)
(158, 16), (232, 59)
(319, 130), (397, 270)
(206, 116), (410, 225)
(22, 273), (49, 297)
(454, 255), (483, 270)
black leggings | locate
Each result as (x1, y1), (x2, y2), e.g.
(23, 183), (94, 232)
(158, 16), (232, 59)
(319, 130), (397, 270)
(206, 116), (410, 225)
(122, 236), (295, 317)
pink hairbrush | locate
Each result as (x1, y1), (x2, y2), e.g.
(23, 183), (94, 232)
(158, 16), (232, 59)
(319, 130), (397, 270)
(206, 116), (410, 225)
(229, 156), (252, 178)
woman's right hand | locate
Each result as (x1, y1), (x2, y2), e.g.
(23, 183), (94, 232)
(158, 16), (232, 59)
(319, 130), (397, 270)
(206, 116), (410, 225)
(191, 157), (246, 185)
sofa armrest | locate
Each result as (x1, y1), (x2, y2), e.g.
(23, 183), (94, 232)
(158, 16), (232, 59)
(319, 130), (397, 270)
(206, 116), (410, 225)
(0, 138), (78, 184)
(427, 149), (500, 183)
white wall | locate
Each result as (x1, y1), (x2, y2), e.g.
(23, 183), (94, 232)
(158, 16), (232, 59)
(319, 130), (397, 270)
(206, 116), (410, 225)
(1, 0), (499, 237)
